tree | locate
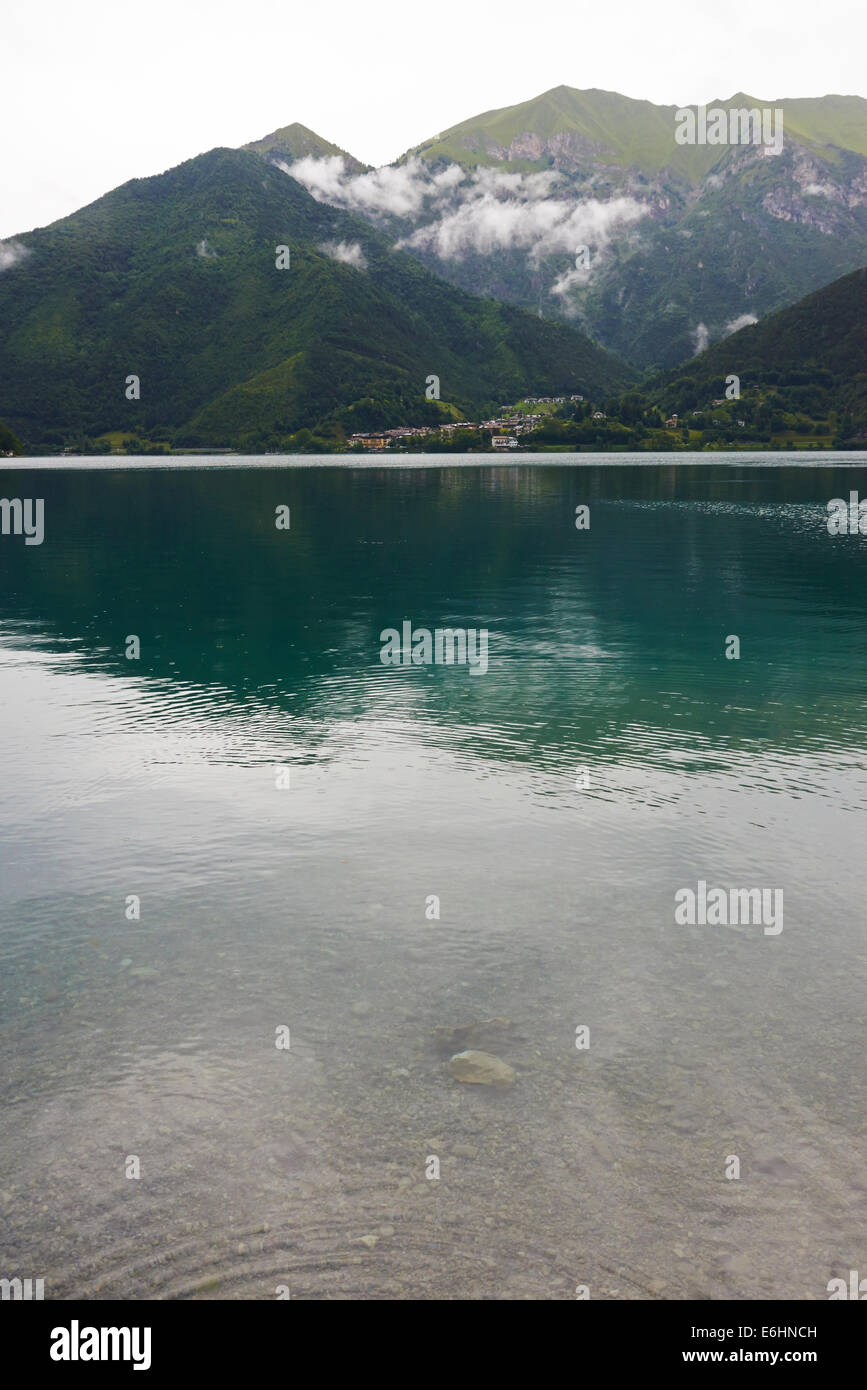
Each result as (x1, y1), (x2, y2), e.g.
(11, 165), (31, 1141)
(0, 419), (24, 455)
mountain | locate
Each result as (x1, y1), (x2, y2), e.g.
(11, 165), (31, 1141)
(278, 86), (867, 371)
(0, 147), (634, 451)
(646, 264), (867, 443)
(406, 85), (867, 174)
(244, 122), (368, 174)
(407, 85), (733, 178)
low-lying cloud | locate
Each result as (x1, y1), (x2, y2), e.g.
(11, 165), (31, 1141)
(282, 154), (465, 218)
(0, 240), (31, 272)
(319, 239), (368, 270)
(724, 312), (758, 335)
(402, 179), (646, 267)
(279, 155), (649, 301)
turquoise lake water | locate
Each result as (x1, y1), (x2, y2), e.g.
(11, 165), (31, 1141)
(1, 455), (865, 1299)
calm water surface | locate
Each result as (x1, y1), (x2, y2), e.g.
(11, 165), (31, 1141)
(1, 456), (866, 1299)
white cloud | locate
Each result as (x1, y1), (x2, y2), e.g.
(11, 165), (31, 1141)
(319, 239), (368, 269)
(279, 153), (650, 308)
(0, 240), (31, 272)
(549, 265), (592, 304)
(282, 154), (646, 267)
(282, 154), (465, 218)
(724, 312), (758, 335)
(692, 321), (709, 354)
(398, 175), (646, 265)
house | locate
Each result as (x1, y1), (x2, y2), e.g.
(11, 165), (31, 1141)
(711, 398), (725, 407)
(592, 411), (606, 420)
(666, 414), (679, 428)
(492, 435), (518, 450)
(349, 434), (389, 450)
(570, 395), (584, 402)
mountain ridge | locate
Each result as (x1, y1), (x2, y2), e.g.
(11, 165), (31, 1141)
(399, 85), (867, 176)
(276, 85), (867, 370)
(0, 145), (633, 450)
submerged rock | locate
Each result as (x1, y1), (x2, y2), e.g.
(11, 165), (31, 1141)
(449, 1050), (516, 1088)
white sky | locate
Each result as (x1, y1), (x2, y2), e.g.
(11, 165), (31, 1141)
(1, 0), (864, 237)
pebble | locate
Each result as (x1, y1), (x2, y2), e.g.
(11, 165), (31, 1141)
(449, 1050), (516, 1088)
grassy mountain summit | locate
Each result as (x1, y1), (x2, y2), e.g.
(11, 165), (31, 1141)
(405, 85), (867, 175)
(0, 147), (633, 451)
(407, 85), (713, 179)
(244, 122), (368, 173)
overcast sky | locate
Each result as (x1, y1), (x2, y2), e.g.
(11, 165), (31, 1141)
(2, 0), (865, 237)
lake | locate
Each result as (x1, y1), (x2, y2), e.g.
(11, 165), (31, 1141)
(1, 454), (866, 1300)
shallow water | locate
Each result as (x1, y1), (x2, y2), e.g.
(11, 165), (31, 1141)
(1, 458), (866, 1300)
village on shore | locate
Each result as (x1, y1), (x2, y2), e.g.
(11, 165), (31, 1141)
(16, 384), (843, 457)
(348, 397), (593, 451)
(345, 391), (764, 453)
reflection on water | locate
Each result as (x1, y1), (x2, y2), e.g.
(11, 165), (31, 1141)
(1, 459), (866, 1299)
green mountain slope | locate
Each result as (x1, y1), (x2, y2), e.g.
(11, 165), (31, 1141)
(0, 148), (634, 450)
(647, 265), (867, 443)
